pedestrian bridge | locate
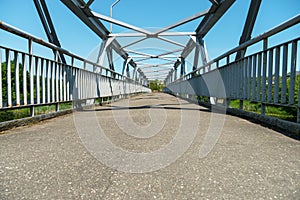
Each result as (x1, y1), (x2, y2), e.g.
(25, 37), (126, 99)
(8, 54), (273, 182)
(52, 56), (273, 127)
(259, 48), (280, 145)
(0, 0), (300, 199)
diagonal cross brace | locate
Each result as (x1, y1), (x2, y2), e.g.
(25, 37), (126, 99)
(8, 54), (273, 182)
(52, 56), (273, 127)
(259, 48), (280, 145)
(33, 0), (66, 64)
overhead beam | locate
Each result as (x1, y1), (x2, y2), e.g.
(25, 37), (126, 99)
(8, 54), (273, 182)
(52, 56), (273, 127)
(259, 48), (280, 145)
(235, 0), (262, 60)
(121, 37), (147, 49)
(157, 36), (186, 48)
(110, 32), (196, 37)
(137, 62), (175, 66)
(138, 66), (174, 70)
(142, 69), (172, 73)
(91, 11), (151, 35)
(154, 9), (209, 35)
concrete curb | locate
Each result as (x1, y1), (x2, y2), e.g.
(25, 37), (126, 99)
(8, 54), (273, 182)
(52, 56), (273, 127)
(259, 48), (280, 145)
(166, 93), (300, 140)
(0, 93), (143, 133)
(0, 109), (73, 132)
(226, 107), (300, 140)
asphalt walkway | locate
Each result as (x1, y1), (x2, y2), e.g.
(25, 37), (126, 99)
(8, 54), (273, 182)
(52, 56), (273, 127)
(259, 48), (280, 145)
(0, 93), (299, 199)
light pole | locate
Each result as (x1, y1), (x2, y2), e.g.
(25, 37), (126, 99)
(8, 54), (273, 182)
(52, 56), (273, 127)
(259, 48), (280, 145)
(110, 0), (121, 33)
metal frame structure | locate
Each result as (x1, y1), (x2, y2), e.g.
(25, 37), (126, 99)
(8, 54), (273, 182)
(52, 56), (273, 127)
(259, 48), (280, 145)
(1, 0), (299, 128)
(165, 14), (300, 122)
(0, 21), (150, 116)
(32, 0), (253, 83)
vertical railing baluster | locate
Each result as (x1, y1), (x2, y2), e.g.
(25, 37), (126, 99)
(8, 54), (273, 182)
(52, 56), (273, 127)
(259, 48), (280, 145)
(85, 72), (88, 99)
(14, 51), (20, 106)
(233, 63), (237, 99)
(75, 68), (78, 101)
(51, 61), (55, 102)
(59, 64), (63, 101)
(257, 52), (262, 101)
(289, 41), (297, 105)
(230, 64), (234, 99)
(243, 58), (247, 100)
(22, 53), (27, 106)
(225, 66), (229, 99)
(274, 47), (280, 103)
(41, 59), (46, 104)
(261, 39), (268, 115)
(87, 73), (90, 99)
(281, 44), (288, 104)
(82, 70), (85, 99)
(30, 56), (34, 105)
(6, 49), (12, 107)
(47, 60), (51, 103)
(239, 61), (243, 100)
(262, 48), (267, 102)
(88, 72), (91, 99)
(239, 60), (244, 109)
(56, 62), (59, 102)
(78, 70), (81, 100)
(36, 57), (40, 104)
(66, 65), (70, 101)
(78, 70), (81, 99)
(247, 56), (252, 100)
(70, 66), (74, 101)
(252, 55), (257, 101)
(70, 57), (75, 101)
(63, 65), (67, 101)
(267, 49), (273, 103)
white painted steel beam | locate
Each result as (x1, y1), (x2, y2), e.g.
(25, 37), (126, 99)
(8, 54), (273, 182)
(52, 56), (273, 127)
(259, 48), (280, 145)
(157, 36), (186, 48)
(91, 11), (151, 35)
(120, 37), (147, 49)
(110, 32), (196, 37)
(97, 37), (115, 66)
(154, 9), (209, 35)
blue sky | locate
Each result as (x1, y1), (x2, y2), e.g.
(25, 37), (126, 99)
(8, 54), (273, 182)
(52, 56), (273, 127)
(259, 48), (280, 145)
(1, 0), (300, 74)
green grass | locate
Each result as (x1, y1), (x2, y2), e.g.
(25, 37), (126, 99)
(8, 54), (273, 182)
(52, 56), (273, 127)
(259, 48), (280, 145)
(230, 100), (296, 122)
(0, 102), (73, 123)
(0, 108), (30, 122)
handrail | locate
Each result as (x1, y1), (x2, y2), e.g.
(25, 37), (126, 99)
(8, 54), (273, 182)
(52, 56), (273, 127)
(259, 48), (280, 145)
(167, 14), (300, 83)
(0, 20), (125, 78)
(213, 14), (300, 64)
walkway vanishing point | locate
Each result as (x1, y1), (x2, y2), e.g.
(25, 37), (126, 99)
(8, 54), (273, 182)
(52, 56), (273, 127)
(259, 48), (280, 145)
(0, 93), (299, 199)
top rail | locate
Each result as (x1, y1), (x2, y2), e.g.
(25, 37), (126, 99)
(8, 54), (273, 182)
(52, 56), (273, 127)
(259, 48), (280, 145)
(0, 21), (124, 78)
(167, 14), (300, 83)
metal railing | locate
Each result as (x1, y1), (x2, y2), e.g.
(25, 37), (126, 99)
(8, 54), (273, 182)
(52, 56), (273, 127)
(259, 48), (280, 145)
(165, 14), (300, 123)
(0, 21), (150, 119)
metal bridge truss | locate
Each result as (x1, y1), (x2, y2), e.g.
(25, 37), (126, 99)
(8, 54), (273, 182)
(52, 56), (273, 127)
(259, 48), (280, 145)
(165, 15), (300, 124)
(35, 0), (240, 82)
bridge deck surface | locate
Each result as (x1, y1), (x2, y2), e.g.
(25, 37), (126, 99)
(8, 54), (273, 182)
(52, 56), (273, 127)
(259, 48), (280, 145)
(0, 93), (299, 199)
